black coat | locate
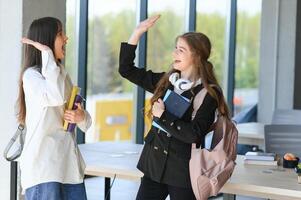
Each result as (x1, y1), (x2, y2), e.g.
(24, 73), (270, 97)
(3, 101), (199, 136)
(119, 42), (217, 188)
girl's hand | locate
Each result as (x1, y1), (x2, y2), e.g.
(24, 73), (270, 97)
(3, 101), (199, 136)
(64, 103), (85, 124)
(128, 15), (160, 45)
(21, 37), (50, 51)
(152, 98), (165, 118)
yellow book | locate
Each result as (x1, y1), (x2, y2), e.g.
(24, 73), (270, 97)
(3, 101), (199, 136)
(63, 86), (81, 131)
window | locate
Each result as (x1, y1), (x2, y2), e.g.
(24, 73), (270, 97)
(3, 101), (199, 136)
(65, 0), (78, 82)
(234, 0), (261, 115)
(196, 0), (228, 88)
(147, 0), (187, 72)
(86, 0), (137, 143)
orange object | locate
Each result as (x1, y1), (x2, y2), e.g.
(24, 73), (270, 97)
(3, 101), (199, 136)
(233, 96), (243, 106)
(284, 153), (297, 161)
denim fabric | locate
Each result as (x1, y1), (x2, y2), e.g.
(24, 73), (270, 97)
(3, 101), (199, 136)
(25, 182), (87, 200)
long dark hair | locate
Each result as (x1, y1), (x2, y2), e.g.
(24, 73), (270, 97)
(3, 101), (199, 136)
(16, 17), (62, 124)
(148, 32), (230, 119)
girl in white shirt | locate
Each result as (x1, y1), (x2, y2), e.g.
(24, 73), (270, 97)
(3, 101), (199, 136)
(16, 17), (91, 200)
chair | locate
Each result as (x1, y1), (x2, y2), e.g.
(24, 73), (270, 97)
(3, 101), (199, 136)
(264, 124), (301, 158)
(205, 132), (263, 155)
(232, 104), (257, 123)
(272, 109), (301, 124)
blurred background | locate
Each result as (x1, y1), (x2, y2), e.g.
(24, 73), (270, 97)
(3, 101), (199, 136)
(1, 0), (301, 199)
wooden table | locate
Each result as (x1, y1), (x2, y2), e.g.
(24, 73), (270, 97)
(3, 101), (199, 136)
(80, 142), (143, 181)
(79, 142), (301, 200)
(222, 155), (301, 200)
(79, 142), (142, 200)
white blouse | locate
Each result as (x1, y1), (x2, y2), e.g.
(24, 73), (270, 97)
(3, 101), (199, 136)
(19, 49), (92, 191)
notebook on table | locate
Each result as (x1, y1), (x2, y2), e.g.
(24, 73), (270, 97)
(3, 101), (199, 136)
(245, 152), (276, 161)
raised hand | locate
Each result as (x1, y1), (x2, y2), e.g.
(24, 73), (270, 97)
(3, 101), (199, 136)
(128, 15), (160, 45)
(21, 37), (50, 51)
(135, 15), (160, 35)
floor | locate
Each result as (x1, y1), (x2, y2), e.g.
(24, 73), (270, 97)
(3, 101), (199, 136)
(85, 177), (139, 200)
(85, 177), (265, 200)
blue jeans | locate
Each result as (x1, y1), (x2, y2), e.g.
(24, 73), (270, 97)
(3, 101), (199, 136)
(25, 182), (87, 200)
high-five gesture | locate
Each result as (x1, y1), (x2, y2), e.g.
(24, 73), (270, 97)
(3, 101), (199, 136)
(128, 15), (160, 45)
(21, 37), (50, 51)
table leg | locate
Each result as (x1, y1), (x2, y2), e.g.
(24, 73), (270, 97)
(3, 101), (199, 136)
(104, 177), (111, 200)
(10, 161), (17, 200)
(223, 193), (236, 200)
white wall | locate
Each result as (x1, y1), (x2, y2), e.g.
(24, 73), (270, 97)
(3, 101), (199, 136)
(0, 0), (23, 198)
(258, 0), (297, 123)
(23, 0), (66, 36)
(0, 0), (66, 198)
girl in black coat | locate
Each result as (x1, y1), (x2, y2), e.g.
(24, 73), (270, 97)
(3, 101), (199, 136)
(119, 15), (230, 200)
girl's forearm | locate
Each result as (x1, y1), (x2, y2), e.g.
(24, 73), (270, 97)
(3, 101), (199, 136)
(128, 30), (143, 45)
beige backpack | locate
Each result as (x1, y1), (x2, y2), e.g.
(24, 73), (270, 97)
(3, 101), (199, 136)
(189, 88), (238, 200)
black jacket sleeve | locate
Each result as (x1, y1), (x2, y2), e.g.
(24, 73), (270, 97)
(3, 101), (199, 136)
(119, 42), (165, 93)
(157, 93), (217, 144)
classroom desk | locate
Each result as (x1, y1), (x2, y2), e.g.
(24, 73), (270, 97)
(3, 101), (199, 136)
(79, 142), (301, 200)
(236, 122), (265, 148)
(79, 142), (142, 200)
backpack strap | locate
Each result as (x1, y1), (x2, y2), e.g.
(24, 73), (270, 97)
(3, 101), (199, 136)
(191, 87), (208, 120)
(190, 87), (207, 148)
